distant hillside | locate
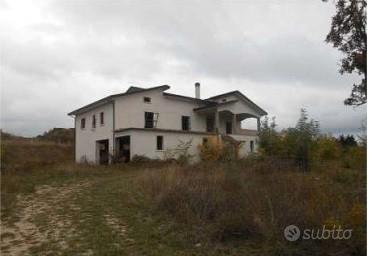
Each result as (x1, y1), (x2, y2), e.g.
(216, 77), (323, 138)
(1, 130), (25, 141)
(36, 128), (74, 144)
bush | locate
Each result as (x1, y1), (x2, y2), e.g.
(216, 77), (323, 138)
(163, 139), (194, 164)
(343, 146), (367, 170)
(258, 116), (282, 156)
(131, 154), (153, 163)
(316, 136), (342, 160)
(198, 135), (240, 161)
(198, 136), (224, 161)
(259, 109), (324, 172)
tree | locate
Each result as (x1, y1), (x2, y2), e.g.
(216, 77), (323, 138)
(324, 0), (367, 105)
(337, 134), (358, 147)
(258, 110), (322, 171)
(294, 109), (320, 171)
(258, 116), (281, 156)
(358, 118), (367, 146)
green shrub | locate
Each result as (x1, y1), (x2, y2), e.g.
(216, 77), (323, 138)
(259, 109), (322, 172)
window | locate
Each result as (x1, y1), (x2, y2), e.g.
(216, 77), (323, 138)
(144, 112), (159, 128)
(81, 118), (86, 129)
(92, 115), (96, 128)
(250, 140), (254, 152)
(143, 97), (151, 103)
(157, 136), (163, 150)
(100, 112), (104, 125)
(203, 137), (208, 144)
(182, 116), (190, 131)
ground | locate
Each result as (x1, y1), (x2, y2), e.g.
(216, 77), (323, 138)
(0, 139), (366, 256)
(2, 167), (180, 255)
(2, 166), (263, 256)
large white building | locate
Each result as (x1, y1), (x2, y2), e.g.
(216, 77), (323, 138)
(68, 83), (267, 164)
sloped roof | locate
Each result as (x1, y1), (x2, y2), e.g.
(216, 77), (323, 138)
(193, 100), (238, 111)
(68, 85), (169, 116)
(163, 92), (211, 104)
(126, 86), (145, 93)
(68, 86), (267, 117)
(207, 91), (267, 116)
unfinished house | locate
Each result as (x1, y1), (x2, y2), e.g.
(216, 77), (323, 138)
(68, 83), (267, 164)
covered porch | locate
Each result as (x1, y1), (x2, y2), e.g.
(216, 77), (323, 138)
(195, 106), (261, 136)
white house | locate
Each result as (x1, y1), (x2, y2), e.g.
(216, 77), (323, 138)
(68, 83), (267, 164)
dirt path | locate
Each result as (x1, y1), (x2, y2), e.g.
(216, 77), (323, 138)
(1, 182), (90, 256)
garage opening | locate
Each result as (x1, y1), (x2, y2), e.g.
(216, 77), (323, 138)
(116, 136), (131, 162)
(96, 139), (109, 165)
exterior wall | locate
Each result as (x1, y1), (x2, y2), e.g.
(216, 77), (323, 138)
(75, 103), (114, 163)
(115, 130), (207, 162)
(73, 89), (264, 164)
(114, 90), (207, 132)
(115, 130), (258, 162)
(231, 134), (259, 158)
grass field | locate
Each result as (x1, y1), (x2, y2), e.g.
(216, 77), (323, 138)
(1, 138), (366, 255)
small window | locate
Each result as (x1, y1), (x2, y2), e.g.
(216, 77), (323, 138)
(100, 112), (104, 125)
(145, 112), (159, 128)
(81, 118), (86, 129)
(157, 136), (163, 150)
(143, 97), (151, 103)
(250, 140), (254, 152)
(203, 137), (208, 144)
(92, 115), (96, 128)
(182, 116), (190, 131)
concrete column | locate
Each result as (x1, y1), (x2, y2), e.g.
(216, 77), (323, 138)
(214, 110), (219, 133)
(232, 114), (237, 134)
(257, 117), (261, 132)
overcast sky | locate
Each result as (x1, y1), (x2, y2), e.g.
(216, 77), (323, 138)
(0, 0), (367, 137)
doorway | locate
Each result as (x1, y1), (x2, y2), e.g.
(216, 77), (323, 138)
(226, 121), (232, 134)
(206, 116), (214, 132)
(96, 139), (109, 165)
(116, 136), (131, 162)
(250, 140), (254, 152)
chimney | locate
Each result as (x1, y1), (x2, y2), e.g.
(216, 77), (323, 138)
(195, 82), (200, 99)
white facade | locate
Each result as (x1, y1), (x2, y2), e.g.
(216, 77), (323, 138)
(115, 129), (206, 162)
(69, 85), (267, 164)
(75, 103), (114, 163)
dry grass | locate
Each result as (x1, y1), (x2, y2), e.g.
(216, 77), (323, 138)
(0, 138), (366, 255)
(1, 139), (73, 171)
(1, 139), (74, 220)
(139, 159), (366, 255)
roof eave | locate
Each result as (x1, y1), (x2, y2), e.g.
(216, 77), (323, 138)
(207, 91), (267, 116)
(68, 85), (170, 116)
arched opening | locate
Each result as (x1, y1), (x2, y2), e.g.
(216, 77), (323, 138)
(241, 118), (258, 130)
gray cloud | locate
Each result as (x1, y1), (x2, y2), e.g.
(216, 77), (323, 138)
(0, 0), (366, 137)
